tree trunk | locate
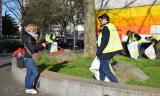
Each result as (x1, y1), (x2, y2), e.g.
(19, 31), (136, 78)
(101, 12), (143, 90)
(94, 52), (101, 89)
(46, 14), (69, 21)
(63, 28), (67, 43)
(83, 0), (96, 57)
(73, 23), (76, 51)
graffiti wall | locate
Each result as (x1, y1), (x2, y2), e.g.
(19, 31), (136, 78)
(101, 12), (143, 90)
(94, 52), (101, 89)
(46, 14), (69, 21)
(95, 0), (160, 10)
(95, 0), (160, 38)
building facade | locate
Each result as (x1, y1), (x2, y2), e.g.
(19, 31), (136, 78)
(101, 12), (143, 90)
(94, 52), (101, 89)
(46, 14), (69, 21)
(95, 0), (160, 41)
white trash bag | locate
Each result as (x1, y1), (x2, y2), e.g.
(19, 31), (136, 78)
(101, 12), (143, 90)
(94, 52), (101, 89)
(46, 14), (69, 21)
(89, 57), (100, 80)
(127, 41), (139, 60)
(50, 42), (58, 53)
(144, 45), (156, 60)
(89, 57), (111, 82)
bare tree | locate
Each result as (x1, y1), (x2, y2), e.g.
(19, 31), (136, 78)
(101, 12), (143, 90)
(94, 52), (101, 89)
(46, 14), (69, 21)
(67, 0), (84, 50)
(23, 0), (97, 57)
(25, 0), (75, 42)
(2, 0), (27, 33)
(24, 0), (53, 31)
(54, 0), (74, 43)
(2, 0), (21, 22)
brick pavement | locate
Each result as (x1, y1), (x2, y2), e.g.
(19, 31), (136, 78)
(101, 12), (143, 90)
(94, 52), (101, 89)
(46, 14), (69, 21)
(0, 53), (51, 96)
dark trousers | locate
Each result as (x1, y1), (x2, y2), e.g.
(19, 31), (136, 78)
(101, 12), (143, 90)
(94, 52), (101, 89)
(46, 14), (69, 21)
(138, 44), (142, 58)
(47, 43), (52, 51)
(99, 51), (120, 82)
(99, 59), (118, 82)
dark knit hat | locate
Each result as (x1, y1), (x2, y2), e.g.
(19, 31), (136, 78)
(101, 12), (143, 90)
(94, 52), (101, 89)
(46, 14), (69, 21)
(99, 14), (110, 21)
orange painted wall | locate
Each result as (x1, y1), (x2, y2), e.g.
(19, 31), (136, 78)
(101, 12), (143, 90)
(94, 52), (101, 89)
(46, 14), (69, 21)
(96, 5), (160, 35)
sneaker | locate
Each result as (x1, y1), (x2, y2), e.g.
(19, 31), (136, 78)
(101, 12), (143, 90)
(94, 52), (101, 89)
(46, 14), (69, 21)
(25, 89), (38, 94)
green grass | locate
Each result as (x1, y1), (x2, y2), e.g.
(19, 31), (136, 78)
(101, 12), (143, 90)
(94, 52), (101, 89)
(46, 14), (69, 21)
(37, 53), (93, 78)
(37, 53), (160, 88)
(48, 54), (93, 78)
(114, 55), (160, 88)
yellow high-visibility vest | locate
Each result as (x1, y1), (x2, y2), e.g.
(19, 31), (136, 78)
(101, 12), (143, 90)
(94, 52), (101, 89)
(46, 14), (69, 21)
(98, 23), (123, 53)
(129, 33), (142, 44)
(45, 33), (56, 43)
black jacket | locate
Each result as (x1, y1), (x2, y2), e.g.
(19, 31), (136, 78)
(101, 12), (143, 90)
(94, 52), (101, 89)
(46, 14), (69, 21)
(96, 22), (122, 60)
(22, 32), (43, 58)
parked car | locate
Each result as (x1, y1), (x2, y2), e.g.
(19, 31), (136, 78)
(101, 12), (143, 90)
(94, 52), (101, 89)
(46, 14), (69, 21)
(67, 38), (84, 50)
(56, 37), (84, 50)
(56, 37), (68, 48)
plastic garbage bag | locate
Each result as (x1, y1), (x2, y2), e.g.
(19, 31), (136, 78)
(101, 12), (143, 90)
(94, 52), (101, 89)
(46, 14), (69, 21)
(90, 57), (114, 82)
(144, 45), (156, 60)
(127, 41), (139, 60)
(50, 42), (58, 53)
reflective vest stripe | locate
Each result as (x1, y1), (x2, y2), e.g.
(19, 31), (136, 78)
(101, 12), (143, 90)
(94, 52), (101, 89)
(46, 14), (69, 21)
(98, 23), (123, 53)
(129, 33), (142, 44)
(45, 33), (55, 43)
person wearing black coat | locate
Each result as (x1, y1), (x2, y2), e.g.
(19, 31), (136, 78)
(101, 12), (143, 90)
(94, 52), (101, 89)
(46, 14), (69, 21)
(22, 24), (46, 94)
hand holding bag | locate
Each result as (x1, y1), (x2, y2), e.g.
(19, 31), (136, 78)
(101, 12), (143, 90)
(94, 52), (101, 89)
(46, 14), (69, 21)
(89, 57), (113, 82)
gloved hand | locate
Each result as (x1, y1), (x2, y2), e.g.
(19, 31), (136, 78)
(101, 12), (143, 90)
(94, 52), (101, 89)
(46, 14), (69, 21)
(41, 42), (47, 48)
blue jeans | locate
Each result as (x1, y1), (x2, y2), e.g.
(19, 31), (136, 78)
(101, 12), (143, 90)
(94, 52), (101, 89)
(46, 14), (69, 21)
(99, 59), (118, 82)
(24, 57), (38, 89)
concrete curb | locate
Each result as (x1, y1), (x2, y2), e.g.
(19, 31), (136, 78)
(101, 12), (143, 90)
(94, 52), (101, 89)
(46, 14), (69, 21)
(12, 58), (160, 96)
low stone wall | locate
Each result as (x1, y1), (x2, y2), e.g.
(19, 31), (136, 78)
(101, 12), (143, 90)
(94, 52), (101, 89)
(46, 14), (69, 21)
(12, 58), (160, 96)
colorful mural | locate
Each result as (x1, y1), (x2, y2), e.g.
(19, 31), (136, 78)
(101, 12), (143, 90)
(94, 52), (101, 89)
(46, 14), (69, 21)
(96, 5), (160, 36)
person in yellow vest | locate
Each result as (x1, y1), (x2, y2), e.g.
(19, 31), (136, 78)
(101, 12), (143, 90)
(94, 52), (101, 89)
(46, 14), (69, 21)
(126, 30), (142, 59)
(96, 14), (123, 82)
(45, 32), (59, 52)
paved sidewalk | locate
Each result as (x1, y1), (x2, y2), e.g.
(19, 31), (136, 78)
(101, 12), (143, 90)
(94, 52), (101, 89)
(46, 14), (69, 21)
(0, 53), (51, 96)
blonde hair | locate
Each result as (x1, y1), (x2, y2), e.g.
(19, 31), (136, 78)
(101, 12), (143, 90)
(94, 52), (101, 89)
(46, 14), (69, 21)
(25, 24), (38, 32)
